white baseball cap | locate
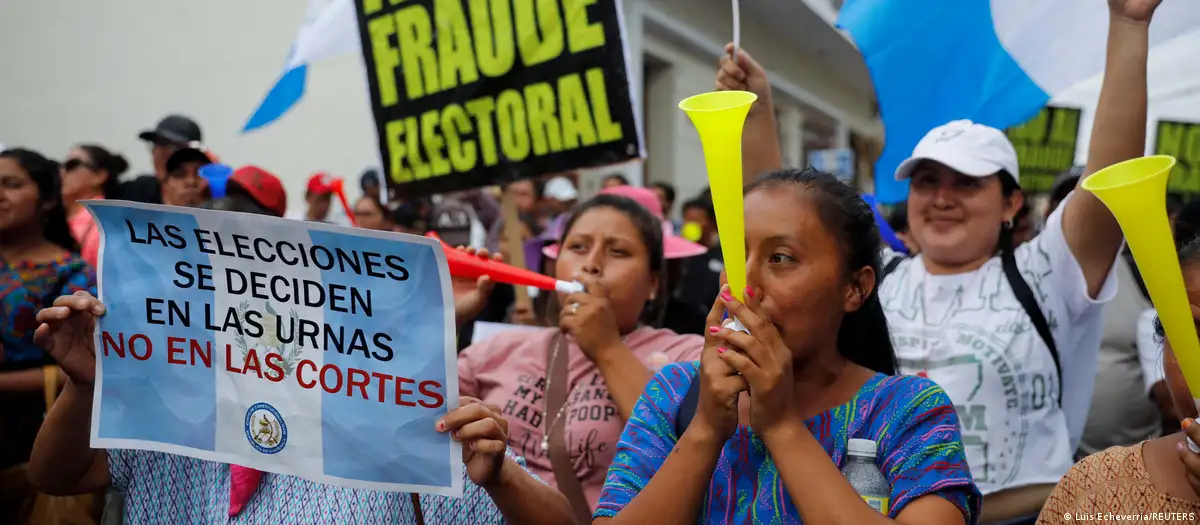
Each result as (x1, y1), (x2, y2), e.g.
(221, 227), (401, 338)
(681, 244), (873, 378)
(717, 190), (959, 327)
(894, 120), (1020, 185)
(543, 176), (578, 202)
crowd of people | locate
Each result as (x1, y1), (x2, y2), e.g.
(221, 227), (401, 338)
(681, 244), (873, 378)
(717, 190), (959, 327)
(3, 1), (1200, 524)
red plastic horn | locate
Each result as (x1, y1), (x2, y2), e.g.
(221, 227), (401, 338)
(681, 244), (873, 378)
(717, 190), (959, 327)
(329, 178), (357, 227)
(425, 233), (583, 294)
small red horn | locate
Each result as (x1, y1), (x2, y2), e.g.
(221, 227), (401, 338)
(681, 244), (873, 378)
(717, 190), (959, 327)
(330, 177), (357, 227)
(426, 234), (579, 293)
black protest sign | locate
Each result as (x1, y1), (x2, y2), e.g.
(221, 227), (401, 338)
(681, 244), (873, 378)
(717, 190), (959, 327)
(1005, 106), (1081, 193)
(354, 0), (641, 196)
(1154, 120), (1200, 195)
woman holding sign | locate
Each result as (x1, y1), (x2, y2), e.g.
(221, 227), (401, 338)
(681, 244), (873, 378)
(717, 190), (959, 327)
(25, 162), (577, 525)
(457, 186), (707, 522)
(721, 0), (1160, 521)
(592, 168), (979, 525)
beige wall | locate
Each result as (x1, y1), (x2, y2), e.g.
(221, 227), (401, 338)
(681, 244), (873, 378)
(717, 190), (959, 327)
(643, 0), (878, 134)
(634, 0), (880, 217)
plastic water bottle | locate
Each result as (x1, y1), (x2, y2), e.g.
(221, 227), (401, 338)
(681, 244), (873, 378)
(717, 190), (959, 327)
(842, 438), (891, 515)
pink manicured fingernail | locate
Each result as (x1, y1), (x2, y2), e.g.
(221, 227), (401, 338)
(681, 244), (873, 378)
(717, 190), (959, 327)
(436, 420), (445, 432)
(1178, 442), (1186, 452)
(717, 347), (727, 354)
(708, 326), (721, 334)
(745, 287), (755, 299)
(720, 290), (733, 302)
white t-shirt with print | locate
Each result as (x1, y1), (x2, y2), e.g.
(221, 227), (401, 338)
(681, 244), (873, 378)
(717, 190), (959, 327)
(1136, 308), (1167, 392)
(878, 194), (1118, 495)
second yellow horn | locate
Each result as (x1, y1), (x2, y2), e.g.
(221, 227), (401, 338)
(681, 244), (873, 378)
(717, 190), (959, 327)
(1082, 156), (1200, 401)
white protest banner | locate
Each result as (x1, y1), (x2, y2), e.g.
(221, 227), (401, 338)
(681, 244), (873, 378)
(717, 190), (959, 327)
(85, 201), (462, 497)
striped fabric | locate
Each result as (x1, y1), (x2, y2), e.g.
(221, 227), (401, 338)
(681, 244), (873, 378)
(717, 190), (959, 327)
(594, 361), (982, 524)
(108, 448), (515, 524)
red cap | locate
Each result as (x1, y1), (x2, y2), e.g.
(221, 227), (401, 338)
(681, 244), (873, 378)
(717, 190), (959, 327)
(306, 172), (335, 195)
(230, 165), (287, 217)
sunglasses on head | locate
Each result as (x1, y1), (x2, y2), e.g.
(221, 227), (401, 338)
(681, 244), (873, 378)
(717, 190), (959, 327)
(63, 158), (97, 172)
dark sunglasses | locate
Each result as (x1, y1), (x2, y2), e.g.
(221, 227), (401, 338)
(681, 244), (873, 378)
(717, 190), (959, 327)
(63, 158), (97, 172)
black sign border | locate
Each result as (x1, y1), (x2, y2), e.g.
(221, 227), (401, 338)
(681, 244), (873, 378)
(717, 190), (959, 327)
(352, 0), (642, 198)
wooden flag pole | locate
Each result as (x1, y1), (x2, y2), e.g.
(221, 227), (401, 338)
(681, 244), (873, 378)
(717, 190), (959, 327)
(500, 188), (533, 315)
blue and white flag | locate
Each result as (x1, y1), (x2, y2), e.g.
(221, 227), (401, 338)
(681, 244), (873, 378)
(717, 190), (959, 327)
(838, 0), (1200, 203)
(861, 194), (908, 255)
(86, 201), (461, 496)
(243, 0), (359, 132)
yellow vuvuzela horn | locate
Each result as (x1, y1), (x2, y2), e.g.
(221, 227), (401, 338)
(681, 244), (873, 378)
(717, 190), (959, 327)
(679, 91), (757, 305)
(1082, 156), (1199, 400)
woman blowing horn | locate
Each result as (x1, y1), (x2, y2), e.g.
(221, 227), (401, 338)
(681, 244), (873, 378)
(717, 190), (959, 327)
(714, 1), (1161, 522)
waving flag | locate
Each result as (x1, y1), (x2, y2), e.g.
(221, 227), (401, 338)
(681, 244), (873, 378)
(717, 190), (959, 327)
(838, 0), (1200, 204)
(861, 194), (908, 255)
(243, 0), (359, 132)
